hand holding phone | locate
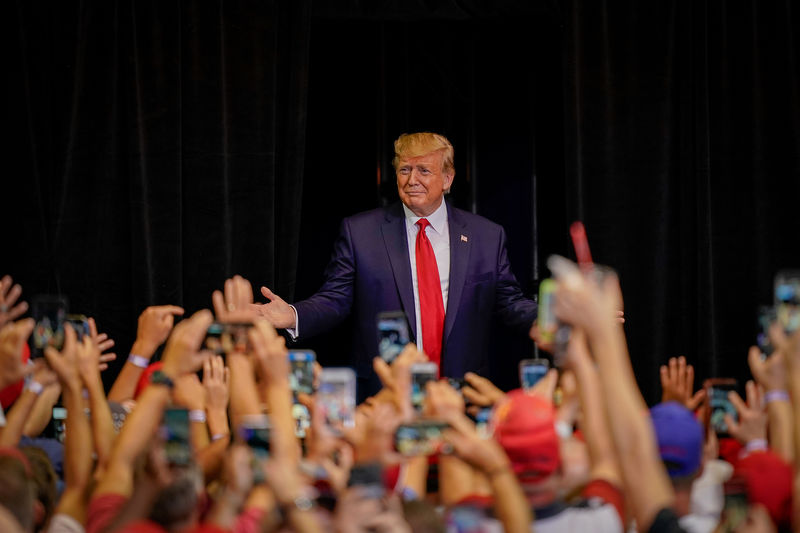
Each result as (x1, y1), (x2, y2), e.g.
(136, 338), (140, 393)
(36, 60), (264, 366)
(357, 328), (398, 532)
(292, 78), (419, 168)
(377, 311), (410, 364)
(31, 295), (68, 359)
(318, 368), (356, 434)
(519, 358), (550, 390)
(394, 420), (451, 456)
(161, 408), (192, 466)
(410, 362), (438, 412)
(774, 270), (800, 334)
(203, 322), (252, 356)
(704, 378), (738, 437)
(288, 350), (316, 395)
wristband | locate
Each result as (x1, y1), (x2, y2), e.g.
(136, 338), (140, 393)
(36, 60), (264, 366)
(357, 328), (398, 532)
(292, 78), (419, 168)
(26, 381), (44, 396)
(765, 390), (790, 404)
(128, 354), (150, 369)
(188, 410), (207, 423)
(740, 439), (768, 459)
(555, 420), (573, 439)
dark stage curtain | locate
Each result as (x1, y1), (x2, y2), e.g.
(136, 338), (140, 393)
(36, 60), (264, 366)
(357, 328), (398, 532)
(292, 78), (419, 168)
(6, 0), (800, 401)
(562, 0), (800, 402)
(7, 0), (311, 380)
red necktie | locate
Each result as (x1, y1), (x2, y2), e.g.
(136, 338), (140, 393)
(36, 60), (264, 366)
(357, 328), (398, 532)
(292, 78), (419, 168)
(415, 219), (445, 372)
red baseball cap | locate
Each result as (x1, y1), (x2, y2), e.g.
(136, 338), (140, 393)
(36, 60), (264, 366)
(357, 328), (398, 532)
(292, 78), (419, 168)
(492, 389), (560, 483)
(735, 450), (792, 528)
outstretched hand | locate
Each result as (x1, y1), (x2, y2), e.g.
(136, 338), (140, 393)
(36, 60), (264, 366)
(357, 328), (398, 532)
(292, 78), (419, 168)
(0, 275), (28, 328)
(250, 286), (296, 329)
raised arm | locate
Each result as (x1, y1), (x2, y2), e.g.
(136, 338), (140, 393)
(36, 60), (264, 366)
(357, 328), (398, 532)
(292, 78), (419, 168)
(565, 329), (622, 486)
(747, 346), (794, 463)
(554, 263), (673, 531)
(76, 327), (117, 469)
(44, 328), (95, 524)
(93, 309), (212, 499)
(0, 362), (56, 446)
(107, 305), (184, 403)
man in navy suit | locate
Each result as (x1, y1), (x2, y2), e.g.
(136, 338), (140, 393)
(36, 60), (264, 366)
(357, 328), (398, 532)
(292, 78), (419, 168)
(255, 132), (537, 394)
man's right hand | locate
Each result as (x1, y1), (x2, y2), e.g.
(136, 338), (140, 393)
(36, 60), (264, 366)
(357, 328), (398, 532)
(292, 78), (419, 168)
(251, 286), (296, 329)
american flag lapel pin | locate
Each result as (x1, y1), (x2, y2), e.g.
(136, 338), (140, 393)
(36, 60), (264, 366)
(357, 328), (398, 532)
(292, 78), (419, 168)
(461, 234), (468, 243)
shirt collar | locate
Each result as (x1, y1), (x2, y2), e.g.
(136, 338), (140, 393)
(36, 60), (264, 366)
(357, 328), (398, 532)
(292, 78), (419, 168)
(402, 198), (448, 235)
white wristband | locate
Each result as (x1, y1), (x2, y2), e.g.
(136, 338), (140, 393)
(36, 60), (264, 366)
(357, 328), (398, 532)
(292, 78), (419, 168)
(740, 439), (769, 459)
(188, 409), (207, 423)
(26, 381), (44, 396)
(128, 354), (150, 369)
(555, 420), (573, 439)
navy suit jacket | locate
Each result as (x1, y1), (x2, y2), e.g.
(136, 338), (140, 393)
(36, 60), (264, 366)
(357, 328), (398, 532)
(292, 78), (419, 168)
(294, 201), (537, 384)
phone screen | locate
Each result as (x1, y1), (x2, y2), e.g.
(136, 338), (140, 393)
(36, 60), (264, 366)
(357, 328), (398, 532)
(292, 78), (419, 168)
(718, 477), (749, 532)
(318, 368), (356, 434)
(66, 314), (90, 341)
(31, 295), (69, 359)
(52, 407), (67, 443)
(708, 384), (738, 436)
(377, 312), (410, 364)
(395, 421), (450, 456)
(472, 407), (494, 439)
(162, 408), (191, 466)
(203, 322), (252, 355)
(288, 350), (316, 395)
(410, 363), (437, 412)
(756, 306), (777, 357)
(775, 271), (800, 334)
(519, 358), (549, 390)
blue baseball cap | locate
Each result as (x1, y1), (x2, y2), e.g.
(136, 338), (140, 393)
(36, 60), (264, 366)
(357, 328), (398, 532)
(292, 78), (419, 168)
(650, 401), (703, 478)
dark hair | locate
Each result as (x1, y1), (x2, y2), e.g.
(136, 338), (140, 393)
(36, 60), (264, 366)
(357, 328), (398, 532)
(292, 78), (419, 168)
(20, 446), (58, 530)
(0, 455), (36, 531)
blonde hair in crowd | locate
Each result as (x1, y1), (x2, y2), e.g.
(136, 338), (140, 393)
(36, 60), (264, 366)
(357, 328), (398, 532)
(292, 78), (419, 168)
(392, 132), (455, 174)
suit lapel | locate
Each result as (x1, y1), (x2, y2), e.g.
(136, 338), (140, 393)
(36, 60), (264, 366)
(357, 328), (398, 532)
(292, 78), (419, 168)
(444, 203), (470, 345)
(381, 204), (417, 340)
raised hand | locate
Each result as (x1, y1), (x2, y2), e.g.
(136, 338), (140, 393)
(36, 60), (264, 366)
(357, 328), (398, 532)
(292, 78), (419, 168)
(203, 355), (230, 412)
(248, 319), (290, 386)
(462, 372), (506, 408)
(212, 275), (259, 324)
(43, 325), (82, 391)
(0, 318), (35, 388)
(134, 305), (185, 355)
(725, 381), (767, 446)
(747, 346), (787, 392)
(87, 317), (117, 371)
(160, 309), (214, 378)
(75, 328), (104, 383)
(0, 275), (28, 328)
(660, 356), (706, 411)
(251, 286), (296, 329)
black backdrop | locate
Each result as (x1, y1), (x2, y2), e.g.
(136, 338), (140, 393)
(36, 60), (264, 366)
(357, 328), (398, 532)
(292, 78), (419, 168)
(6, 0), (800, 403)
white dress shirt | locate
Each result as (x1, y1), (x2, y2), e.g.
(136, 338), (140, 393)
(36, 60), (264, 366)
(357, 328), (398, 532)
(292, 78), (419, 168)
(402, 198), (450, 354)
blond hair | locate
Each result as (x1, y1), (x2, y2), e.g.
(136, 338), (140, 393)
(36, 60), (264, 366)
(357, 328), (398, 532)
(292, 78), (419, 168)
(392, 132), (455, 173)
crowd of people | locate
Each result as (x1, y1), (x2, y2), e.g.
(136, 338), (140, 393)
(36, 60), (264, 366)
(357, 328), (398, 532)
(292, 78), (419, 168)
(0, 265), (797, 533)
